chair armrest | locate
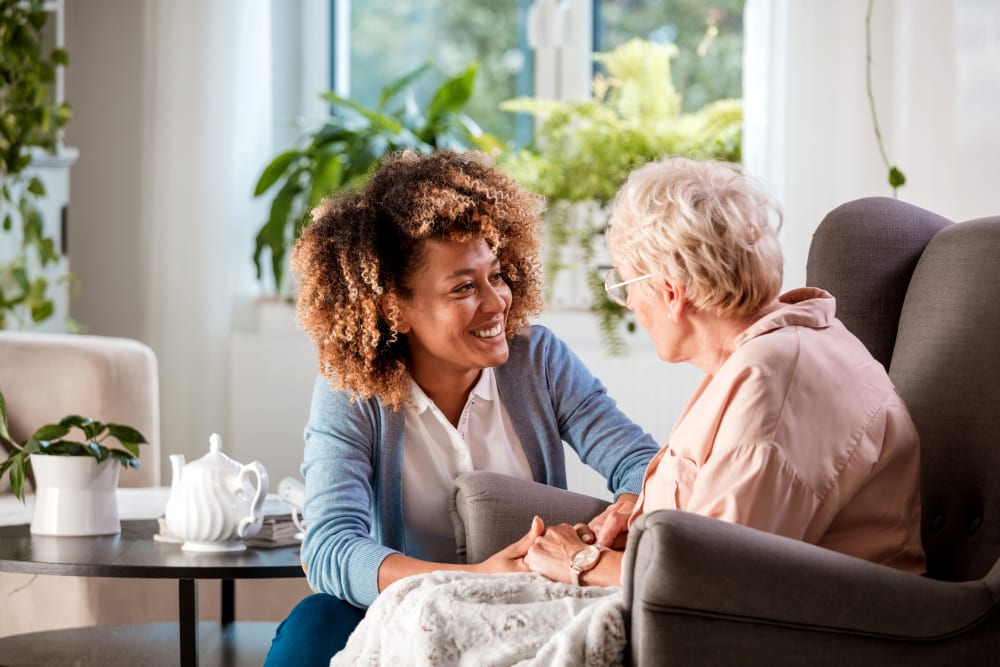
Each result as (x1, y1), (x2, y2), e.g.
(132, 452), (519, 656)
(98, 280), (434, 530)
(624, 510), (1000, 647)
(451, 471), (610, 564)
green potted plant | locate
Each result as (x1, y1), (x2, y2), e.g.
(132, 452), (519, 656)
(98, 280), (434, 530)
(0, 0), (74, 330)
(0, 387), (147, 535)
(499, 38), (742, 353)
(253, 61), (503, 298)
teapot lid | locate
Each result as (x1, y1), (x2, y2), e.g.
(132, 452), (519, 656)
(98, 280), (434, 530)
(188, 433), (241, 471)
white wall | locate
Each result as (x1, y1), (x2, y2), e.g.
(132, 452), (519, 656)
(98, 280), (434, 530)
(64, 1), (149, 343)
(64, 1), (272, 482)
(744, 0), (1000, 290)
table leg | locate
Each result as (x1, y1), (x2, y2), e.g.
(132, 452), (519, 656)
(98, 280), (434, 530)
(221, 578), (235, 626)
(179, 578), (198, 667)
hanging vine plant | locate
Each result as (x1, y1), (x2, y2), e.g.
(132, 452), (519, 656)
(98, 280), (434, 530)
(0, 0), (73, 329)
(865, 0), (905, 197)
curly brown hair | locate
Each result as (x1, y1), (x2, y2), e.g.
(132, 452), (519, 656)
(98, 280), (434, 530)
(292, 150), (545, 409)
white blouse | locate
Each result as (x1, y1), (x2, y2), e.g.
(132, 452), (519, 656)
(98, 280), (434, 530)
(401, 367), (533, 562)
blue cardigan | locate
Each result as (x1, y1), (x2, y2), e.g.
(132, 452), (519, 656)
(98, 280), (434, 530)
(299, 325), (660, 607)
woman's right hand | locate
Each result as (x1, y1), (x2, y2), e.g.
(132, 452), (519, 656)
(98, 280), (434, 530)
(476, 516), (545, 574)
(587, 493), (636, 549)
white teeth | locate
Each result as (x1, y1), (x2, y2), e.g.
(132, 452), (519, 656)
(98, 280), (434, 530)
(472, 323), (503, 338)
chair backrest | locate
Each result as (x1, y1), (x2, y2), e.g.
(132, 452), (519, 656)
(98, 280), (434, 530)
(0, 332), (161, 489)
(808, 198), (1000, 582)
(889, 216), (1000, 581)
(807, 197), (953, 368)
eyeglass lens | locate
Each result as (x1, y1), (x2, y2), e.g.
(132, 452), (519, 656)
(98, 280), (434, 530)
(606, 269), (628, 305)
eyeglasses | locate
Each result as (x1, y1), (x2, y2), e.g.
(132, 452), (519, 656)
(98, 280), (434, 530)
(604, 268), (653, 307)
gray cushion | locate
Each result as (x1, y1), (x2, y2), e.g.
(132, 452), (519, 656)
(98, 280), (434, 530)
(890, 216), (1000, 581)
(807, 197), (952, 368)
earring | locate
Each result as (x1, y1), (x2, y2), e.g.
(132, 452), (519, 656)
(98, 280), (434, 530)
(667, 312), (673, 320)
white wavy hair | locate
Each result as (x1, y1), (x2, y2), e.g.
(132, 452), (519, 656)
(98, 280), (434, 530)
(606, 156), (784, 319)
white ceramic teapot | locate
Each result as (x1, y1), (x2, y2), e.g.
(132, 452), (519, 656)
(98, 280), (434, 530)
(164, 433), (269, 552)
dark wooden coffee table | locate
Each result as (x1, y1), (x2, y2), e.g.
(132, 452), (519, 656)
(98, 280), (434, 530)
(0, 519), (304, 667)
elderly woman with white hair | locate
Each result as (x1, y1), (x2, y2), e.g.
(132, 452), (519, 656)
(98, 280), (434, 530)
(523, 156), (926, 587)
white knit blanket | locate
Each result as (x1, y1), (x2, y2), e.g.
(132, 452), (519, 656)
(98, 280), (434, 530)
(330, 572), (626, 667)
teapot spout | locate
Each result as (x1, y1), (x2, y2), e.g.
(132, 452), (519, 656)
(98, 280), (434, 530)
(169, 454), (186, 491)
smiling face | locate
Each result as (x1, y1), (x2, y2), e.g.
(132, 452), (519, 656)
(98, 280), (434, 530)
(396, 237), (513, 393)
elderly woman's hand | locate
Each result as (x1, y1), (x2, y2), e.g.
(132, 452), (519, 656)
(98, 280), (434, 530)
(585, 493), (636, 549)
(523, 523), (588, 584)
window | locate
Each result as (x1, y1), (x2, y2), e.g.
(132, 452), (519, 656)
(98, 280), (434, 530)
(279, 1), (744, 148)
(598, 0), (744, 112)
(333, 0), (529, 143)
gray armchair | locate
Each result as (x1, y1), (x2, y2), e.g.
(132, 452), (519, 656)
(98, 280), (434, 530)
(451, 197), (1000, 664)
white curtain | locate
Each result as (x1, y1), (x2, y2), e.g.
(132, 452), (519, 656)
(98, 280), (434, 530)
(141, 0), (272, 464)
(744, 0), (1000, 289)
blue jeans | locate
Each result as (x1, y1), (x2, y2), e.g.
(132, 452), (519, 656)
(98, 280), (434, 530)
(263, 593), (367, 667)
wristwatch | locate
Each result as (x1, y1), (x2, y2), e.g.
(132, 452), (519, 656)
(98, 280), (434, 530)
(569, 544), (605, 586)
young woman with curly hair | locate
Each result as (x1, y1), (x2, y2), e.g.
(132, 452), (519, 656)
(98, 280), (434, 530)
(264, 151), (660, 666)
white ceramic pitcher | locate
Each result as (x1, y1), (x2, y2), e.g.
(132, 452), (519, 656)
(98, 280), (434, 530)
(164, 433), (269, 552)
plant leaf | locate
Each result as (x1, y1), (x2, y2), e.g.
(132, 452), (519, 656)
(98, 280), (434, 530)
(115, 441), (141, 458)
(24, 437), (42, 454)
(378, 62), (432, 109)
(253, 149), (302, 197)
(0, 388), (10, 443)
(426, 64), (478, 134)
(27, 176), (46, 197)
(38, 236), (58, 265)
(42, 440), (89, 456)
(109, 450), (141, 469)
(81, 419), (105, 440)
(307, 154), (344, 207)
(320, 91), (403, 135)
(89, 441), (109, 461)
(58, 415), (90, 429)
(888, 166), (906, 189)
(252, 174), (302, 288)
(32, 423), (70, 441)
(105, 424), (147, 446)
(10, 457), (26, 502)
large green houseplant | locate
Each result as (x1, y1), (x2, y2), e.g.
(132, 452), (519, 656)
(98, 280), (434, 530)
(253, 62), (503, 297)
(500, 38), (742, 353)
(0, 0), (73, 329)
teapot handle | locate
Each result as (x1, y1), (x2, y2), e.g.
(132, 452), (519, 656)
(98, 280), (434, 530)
(237, 461), (270, 539)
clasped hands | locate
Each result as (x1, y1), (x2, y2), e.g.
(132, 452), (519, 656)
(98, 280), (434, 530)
(478, 493), (636, 585)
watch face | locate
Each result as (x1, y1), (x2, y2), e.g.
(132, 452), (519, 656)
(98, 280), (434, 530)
(571, 544), (602, 570)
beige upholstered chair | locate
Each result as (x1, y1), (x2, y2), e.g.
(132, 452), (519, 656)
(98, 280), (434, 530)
(0, 332), (164, 636)
(0, 331), (162, 490)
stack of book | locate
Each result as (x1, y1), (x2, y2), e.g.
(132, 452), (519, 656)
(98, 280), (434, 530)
(245, 497), (303, 549)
